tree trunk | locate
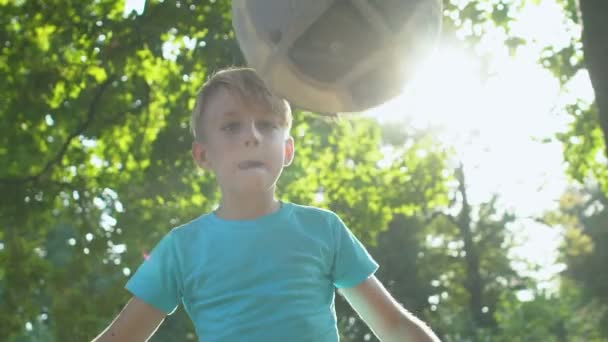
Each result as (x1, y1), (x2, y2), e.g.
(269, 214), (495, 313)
(579, 0), (608, 157)
(455, 165), (489, 330)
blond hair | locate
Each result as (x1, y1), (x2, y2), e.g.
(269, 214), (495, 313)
(190, 67), (292, 142)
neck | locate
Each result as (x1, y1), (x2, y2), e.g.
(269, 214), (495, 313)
(215, 190), (280, 220)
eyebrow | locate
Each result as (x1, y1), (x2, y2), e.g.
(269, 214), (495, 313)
(215, 111), (239, 123)
(221, 111), (238, 117)
(220, 110), (278, 121)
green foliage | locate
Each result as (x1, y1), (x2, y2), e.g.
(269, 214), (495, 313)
(557, 103), (608, 193)
(544, 187), (608, 337)
(336, 184), (525, 342)
(0, 0), (453, 338)
(1, 0), (606, 341)
(0, 0), (237, 339)
(493, 282), (605, 341)
(542, 0), (608, 194)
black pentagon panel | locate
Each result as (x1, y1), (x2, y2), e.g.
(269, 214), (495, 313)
(288, 1), (382, 83)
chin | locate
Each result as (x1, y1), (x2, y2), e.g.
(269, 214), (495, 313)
(234, 178), (273, 194)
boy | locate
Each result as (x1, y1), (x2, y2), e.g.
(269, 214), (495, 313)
(92, 68), (440, 341)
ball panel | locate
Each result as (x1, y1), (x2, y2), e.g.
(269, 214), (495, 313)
(369, 0), (423, 33)
(392, 0), (442, 74)
(266, 60), (346, 114)
(242, 0), (293, 46)
(348, 64), (404, 110)
(232, 2), (274, 76)
(288, 1), (381, 84)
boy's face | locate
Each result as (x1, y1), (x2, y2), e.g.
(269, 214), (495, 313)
(192, 88), (294, 196)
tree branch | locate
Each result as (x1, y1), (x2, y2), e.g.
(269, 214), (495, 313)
(425, 210), (458, 227)
(0, 75), (116, 185)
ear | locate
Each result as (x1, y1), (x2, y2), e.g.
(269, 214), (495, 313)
(192, 141), (211, 170)
(283, 136), (295, 167)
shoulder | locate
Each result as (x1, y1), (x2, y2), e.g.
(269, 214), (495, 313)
(148, 213), (215, 267)
(286, 202), (342, 228)
(164, 212), (215, 244)
(288, 202), (336, 217)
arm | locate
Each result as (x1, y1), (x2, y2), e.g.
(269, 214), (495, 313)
(91, 296), (167, 342)
(338, 275), (441, 342)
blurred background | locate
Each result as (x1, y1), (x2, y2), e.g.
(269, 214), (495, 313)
(1, 0), (607, 341)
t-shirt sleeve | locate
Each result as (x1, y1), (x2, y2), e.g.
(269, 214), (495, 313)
(125, 230), (182, 314)
(331, 213), (379, 289)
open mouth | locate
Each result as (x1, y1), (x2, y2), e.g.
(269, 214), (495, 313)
(238, 160), (265, 170)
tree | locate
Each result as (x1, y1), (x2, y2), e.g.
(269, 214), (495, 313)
(0, 2), (451, 339)
(2, 0), (604, 340)
(578, 0), (608, 157)
(543, 185), (608, 338)
(1, 0), (235, 339)
(543, 0), (608, 192)
(493, 281), (605, 342)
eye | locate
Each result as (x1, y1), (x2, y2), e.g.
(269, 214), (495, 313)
(222, 122), (240, 132)
(258, 120), (278, 130)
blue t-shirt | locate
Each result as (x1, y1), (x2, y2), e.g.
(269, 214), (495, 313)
(125, 201), (378, 341)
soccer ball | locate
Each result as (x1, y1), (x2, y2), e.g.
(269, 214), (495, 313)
(232, 0), (442, 114)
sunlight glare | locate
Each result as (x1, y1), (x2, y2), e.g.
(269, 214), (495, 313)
(368, 14), (571, 218)
(124, 0), (146, 16)
(365, 0), (591, 284)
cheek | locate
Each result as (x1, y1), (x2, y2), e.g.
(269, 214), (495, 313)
(273, 143), (288, 163)
(205, 141), (232, 167)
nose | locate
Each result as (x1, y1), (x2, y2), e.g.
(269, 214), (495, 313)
(244, 121), (261, 146)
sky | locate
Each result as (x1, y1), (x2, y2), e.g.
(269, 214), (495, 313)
(366, 0), (595, 290)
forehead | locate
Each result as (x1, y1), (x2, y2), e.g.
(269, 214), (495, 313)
(204, 87), (276, 122)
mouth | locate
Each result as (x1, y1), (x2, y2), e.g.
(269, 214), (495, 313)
(238, 160), (265, 170)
